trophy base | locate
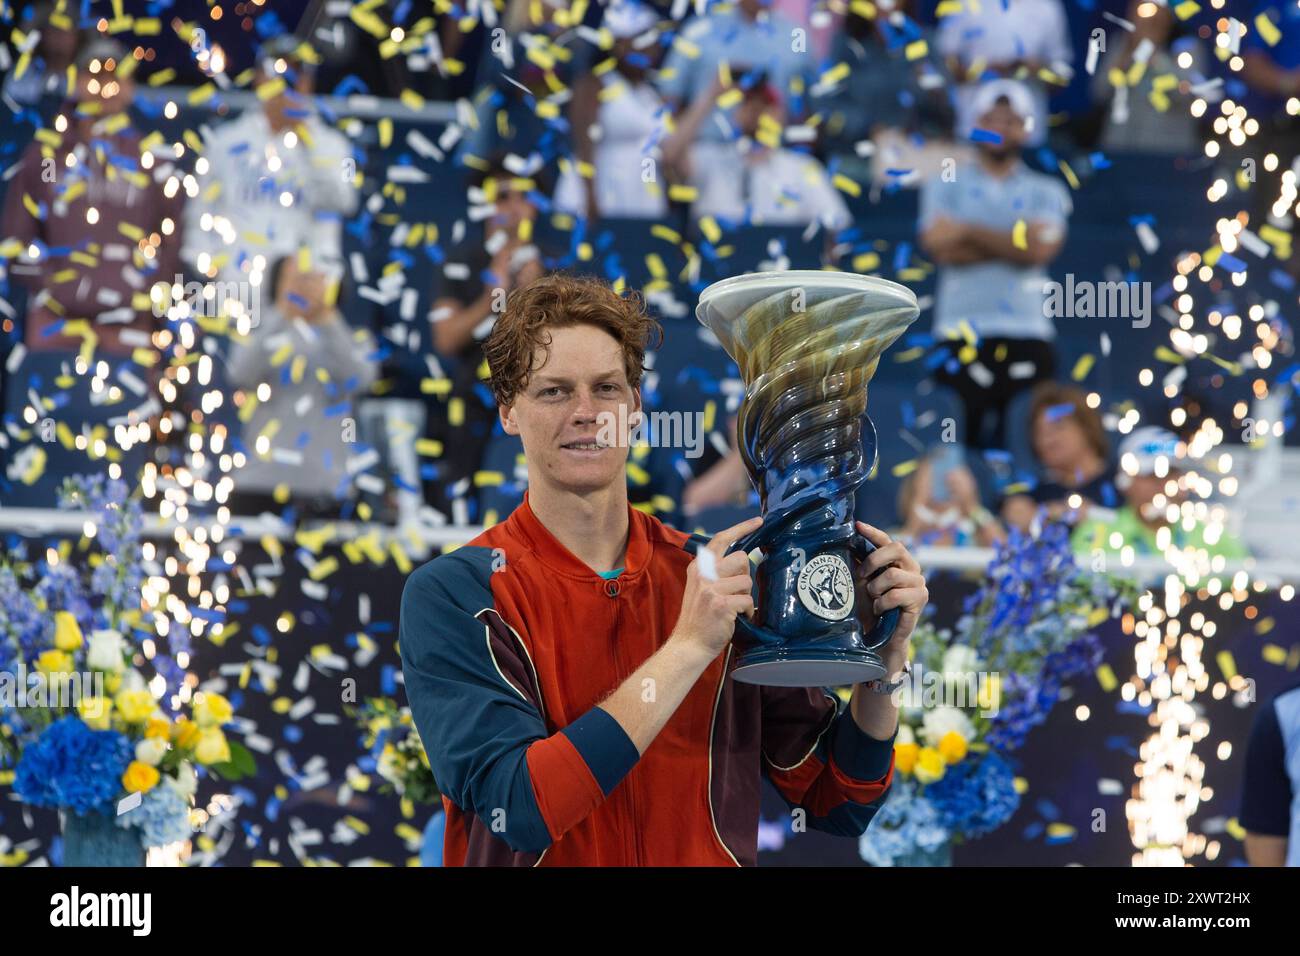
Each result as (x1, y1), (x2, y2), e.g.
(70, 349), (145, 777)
(731, 646), (888, 688)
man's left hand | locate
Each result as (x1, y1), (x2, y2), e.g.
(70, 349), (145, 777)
(852, 521), (928, 670)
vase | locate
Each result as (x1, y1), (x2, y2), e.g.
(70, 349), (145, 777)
(897, 840), (953, 867)
(61, 810), (145, 867)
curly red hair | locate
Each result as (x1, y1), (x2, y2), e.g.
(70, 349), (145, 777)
(484, 273), (663, 408)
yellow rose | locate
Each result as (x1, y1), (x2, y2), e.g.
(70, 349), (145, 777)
(114, 689), (156, 725)
(894, 741), (920, 775)
(144, 715), (173, 740)
(937, 730), (969, 764)
(104, 672), (122, 695)
(122, 761), (160, 794)
(36, 649), (73, 675)
(193, 692), (233, 728)
(77, 695), (113, 731)
(53, 611), (83, 651)
(172, 717), (201, 750)
(194, 728), (231, 766)
(914, 747), (947, 784)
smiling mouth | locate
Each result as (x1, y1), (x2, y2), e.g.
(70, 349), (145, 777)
(561, 441), (610, 450)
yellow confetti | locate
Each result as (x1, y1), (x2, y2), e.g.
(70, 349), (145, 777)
(308, 556), (339, 581)
(1012, 219), (1028, 249)
(187, 83), (217, 106)
(1096, 664), (1117, 692)
(832, 173), (861, 198)
(1254, 11), (1281, 45)
(669, 183), (700, 204)
(1216, 650), (1237, 680)
(1262, 644), (1287, 665)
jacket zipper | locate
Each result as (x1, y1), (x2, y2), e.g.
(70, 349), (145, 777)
(606, 575), (643, 866)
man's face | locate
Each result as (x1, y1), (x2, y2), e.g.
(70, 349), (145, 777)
(490, 181), (538, 234)
(75, 58), (132, 116)
(257, 60), (314, 125)
(1126, 471), (1184, 521)
(276, 259), (328, 320)
(737, 93), (783, 140)
(1033, 410), (1091, 472)
(976, 101), (1027, 158)
(500, 324), (641, 495)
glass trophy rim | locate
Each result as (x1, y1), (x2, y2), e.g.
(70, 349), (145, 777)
(694, 270), (919, 345)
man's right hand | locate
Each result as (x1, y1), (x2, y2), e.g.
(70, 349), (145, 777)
(672, 515), (763, 660)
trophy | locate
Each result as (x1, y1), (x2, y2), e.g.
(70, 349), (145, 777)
(695, 271), (919, 687)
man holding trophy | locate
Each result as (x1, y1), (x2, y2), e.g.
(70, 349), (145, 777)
(400, 272), (928, 866)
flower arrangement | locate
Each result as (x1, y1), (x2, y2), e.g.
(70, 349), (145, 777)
(0, 476), (255, 863)
(860, 520), (1139, 866)
(349, 696), (439, 815)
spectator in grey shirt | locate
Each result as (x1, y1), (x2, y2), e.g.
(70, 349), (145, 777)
(225, 255), (379, 518)
(918, 79), (1071, 452)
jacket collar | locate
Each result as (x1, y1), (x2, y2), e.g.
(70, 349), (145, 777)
(511, 489), (651, 581)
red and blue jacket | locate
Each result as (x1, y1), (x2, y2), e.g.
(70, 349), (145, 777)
(398, 490), (897, 866)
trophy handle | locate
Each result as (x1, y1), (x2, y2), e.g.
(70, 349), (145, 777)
(850, 532), (900, 652)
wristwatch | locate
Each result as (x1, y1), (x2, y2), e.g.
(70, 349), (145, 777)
(865, 659), (912, 695)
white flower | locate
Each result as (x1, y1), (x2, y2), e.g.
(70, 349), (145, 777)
(86, 629), (127, 673)
(896, 723), (916, 746)
(135, 736), (169, 766)
(920, 706), (974, 748)
(119, 668), (148, 693)
(941, 644), (980, 676)
(166, 764), (198, 800)
(377, 746), (403, 787)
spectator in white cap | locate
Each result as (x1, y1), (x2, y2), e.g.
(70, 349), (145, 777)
(559, 0), (671, 220)
(936, 0), (1073, 149)
(1071, 426), (1248, 560)
(919, 78), (1071, 451)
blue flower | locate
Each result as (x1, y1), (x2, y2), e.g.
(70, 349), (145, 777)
(858, 778), (952, 867)
(117, 781), (194, 848)
(925, 753), (1021, 838)
(13, 717), (133, 815)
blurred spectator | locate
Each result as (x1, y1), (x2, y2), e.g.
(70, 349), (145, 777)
(1001, 382), (1118, 531)
(664, 76), (850, 231)
(680, 413), (749, 515)
(558, 0), (671, 220)
(1, 1), (80, 109)
(814, 1), (953, 156)
(422, 159), (551, 520)
(919, 79), (1070, 451)
(1241, 1), (1300, 257)
(1070, 426), (1248, 558)
(770, 0), (836, 60)
(182, 36), (358, 287)
(936, 0), (1073, 148)
(898, 444), (1004, 547)
(1239, 681), (1300, 867)
(658, 0), (813, 141)
(0, 37), (183, 357)
(225, 253), (378, 518)
(1090, 0), (1207, 155)
(459, 0), (581, 184)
